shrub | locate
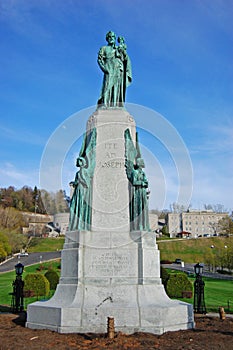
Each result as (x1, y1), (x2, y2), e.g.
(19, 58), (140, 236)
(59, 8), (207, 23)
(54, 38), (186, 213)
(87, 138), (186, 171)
(0, 244), (7, 262)
(44, 270), (59, 290)
(216, 269), (232, 275)
(166, 273), (193, 298)
(160, 267), (170, 288)
(24, 273), (50, 297)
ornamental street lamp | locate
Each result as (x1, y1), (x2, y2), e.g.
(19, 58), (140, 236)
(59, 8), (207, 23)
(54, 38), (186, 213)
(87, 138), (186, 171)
(12, 262), (24, 313)
(193, 263), (206, 314)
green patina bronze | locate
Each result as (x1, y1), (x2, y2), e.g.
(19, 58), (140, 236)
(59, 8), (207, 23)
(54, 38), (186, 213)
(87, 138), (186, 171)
(124, 129), (150, 232)
(97, 31), (132, 108)
(69, 128), (96, 231)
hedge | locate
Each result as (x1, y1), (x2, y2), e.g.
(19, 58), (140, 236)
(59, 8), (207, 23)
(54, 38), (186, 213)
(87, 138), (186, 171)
(166, 273), (193, 298)
(44, 270), (59, 290)
(24, 273), (50, 297)
(160, 266), (170, 288)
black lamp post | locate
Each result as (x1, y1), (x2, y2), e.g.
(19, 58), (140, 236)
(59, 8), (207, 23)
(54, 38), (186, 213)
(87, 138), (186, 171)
(12, 262), (24, 313)
(193, 263), (206, 314)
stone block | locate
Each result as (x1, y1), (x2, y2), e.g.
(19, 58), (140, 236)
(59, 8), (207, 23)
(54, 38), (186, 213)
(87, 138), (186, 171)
(26, 110), (194, 334)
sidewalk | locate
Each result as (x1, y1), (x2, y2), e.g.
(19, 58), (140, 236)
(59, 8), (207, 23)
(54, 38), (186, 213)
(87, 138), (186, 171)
(0, 256), (15, 266)
(202, 312), (233, 318)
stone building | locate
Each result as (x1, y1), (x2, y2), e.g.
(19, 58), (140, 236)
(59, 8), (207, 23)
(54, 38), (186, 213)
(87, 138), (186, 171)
(167, 209), (228, 238)
(22, 212), (53, 236)
(148, 212), (158, 232)
(53, 213), (70, 236)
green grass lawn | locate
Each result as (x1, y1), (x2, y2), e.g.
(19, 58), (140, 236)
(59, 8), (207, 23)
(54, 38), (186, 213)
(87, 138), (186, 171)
(164, 268), (233, 312)
(27, 237), (65, 253)
(203, 277), (233, 311)
(0, 270), (15, 308)
(158, 236), (233, 263)
(172, 276), (233, 313)
(0, 260), (60, 309)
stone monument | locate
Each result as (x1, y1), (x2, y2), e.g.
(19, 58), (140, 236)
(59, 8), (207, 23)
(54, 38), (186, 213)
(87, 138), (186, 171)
(26, 31), (194, 334)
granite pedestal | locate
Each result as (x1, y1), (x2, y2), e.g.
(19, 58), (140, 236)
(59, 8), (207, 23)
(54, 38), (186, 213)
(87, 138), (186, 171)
(26, 110), (194, 334)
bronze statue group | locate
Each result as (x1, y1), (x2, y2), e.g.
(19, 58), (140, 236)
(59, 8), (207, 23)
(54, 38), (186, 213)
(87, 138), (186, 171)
(97, 31), (132, 108)
(69, 31), (149, 233)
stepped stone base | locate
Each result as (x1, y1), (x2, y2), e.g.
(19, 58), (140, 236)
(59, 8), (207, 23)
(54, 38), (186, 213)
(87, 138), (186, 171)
(27, 109), (194, 334)
(26, 287), (194, 334)
(26, 230), (194, 334)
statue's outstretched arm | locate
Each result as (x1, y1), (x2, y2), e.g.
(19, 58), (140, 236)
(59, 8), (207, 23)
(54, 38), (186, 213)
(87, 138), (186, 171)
(97, 47), (108, 74)
(124, 129), (137, 181)
(85, 128), (97, 179)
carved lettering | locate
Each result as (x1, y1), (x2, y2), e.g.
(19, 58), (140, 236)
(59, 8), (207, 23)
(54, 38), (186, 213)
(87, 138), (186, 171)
(105, 152), (117, 159)
(88, 252), (132, 276)
(97, 161), (124, 168)
(105, 143), (118, 150)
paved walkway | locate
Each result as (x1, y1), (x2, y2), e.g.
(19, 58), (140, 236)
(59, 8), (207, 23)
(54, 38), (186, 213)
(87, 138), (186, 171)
(161, 263), (233, 280)
(0, 252), (61, 273)
(206, 312), (233, 318)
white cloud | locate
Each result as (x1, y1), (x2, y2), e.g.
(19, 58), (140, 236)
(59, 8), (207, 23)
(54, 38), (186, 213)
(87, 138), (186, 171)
(0, 162), (39, 189)
(0, 0), (48, 38)
(0, 125), (46, 146)
(190, 156), (233, 211)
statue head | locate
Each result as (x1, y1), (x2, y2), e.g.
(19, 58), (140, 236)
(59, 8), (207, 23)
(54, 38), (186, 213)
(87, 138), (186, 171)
(136, 158), (145, 169)
(117, 36), (125, 44)
(77, 157), (86, 167)
(106, 31), (116, 45)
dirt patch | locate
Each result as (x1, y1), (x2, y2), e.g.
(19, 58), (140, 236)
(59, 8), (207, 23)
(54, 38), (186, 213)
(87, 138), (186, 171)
(0, 313), (232, 349)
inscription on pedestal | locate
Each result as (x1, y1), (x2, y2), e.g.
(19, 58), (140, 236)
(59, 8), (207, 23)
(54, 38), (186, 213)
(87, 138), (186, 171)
(91, 110), (134, 231)
(97, 160), (124, 168)
(86, 251), (135, 277)
(96, 142), (124, 169)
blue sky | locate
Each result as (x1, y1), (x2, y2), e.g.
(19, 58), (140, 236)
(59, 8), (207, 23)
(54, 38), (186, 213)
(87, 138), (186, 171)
(0, 0), (232, 211)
